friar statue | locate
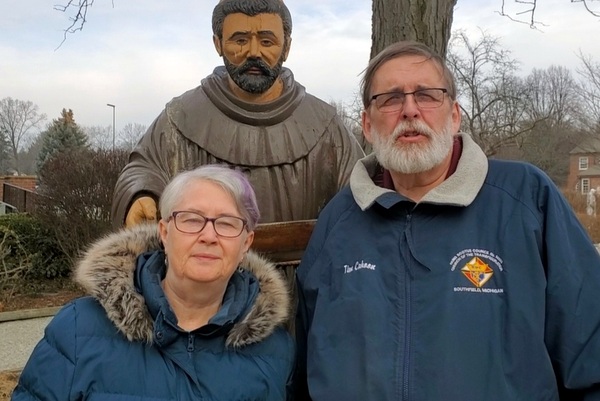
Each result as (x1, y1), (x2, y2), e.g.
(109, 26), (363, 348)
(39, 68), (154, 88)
(111, 0), (365, 227)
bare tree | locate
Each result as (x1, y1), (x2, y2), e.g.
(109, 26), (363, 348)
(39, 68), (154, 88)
(0, 98), (47, 173)
(447, 30), (538, 156)
(577, 52), (600, 132)
(83, 125), (113, 150)
(118, 122), (147, 151)
(523, 65), (581, 126)
(498, 0), (600, 27)
(502, 66), (583, 184)
(329, 99), (369, 153)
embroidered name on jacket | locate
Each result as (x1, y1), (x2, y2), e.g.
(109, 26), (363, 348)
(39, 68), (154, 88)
(343, 261), (376, 274)
(450, 248), (504, 294)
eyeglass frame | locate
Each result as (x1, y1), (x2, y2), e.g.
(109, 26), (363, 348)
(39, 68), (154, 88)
(167, 211), (248, 238)
(369, 87), (449, 113)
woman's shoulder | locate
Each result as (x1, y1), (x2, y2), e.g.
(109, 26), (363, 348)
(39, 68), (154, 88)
(49, 296), (120, 339)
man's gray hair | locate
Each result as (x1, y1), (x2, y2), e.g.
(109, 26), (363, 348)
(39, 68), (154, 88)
(360, 40), (457, 109)
(159, 164), (260, 231)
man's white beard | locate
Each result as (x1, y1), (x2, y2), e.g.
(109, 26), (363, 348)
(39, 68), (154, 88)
(370, 118), (455, 174)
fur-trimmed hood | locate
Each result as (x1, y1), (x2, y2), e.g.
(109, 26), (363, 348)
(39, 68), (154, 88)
(74, 223), (290, 348)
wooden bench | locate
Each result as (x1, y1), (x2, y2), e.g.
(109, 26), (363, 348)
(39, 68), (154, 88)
(251, 219), (316, 266)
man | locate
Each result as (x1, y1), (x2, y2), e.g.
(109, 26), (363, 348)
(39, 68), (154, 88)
(295, 40), (600, 400)
(111, 0), (364, 227)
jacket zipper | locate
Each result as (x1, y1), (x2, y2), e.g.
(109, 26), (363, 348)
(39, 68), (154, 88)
(402, 212), (413, 400)
(187, 333), (195, 354)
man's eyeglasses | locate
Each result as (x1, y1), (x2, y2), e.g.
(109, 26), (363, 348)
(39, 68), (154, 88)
(168, 211), (247, 238)
(370, 88), (448, 113)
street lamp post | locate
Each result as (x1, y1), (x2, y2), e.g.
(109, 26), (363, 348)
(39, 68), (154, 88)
(106, 103), (115, 150)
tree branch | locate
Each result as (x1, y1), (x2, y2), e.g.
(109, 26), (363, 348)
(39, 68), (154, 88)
(497, 0), (599, 29)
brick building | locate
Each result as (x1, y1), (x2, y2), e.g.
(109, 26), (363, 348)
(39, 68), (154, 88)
(567, 138), (600, 194)
(1, 175), (37, 212)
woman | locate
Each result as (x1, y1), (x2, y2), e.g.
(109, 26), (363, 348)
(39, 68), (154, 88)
(12, 165), (294, 401)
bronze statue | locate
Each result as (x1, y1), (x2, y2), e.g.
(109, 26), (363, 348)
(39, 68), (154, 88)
(111, 0), (364, 227)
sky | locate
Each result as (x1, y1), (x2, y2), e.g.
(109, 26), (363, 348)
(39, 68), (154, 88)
(1, 0), (599, 141)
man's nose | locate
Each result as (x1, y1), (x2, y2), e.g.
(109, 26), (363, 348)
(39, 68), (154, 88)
(401, 94), (421, 119)
(248, 37), (260, 57)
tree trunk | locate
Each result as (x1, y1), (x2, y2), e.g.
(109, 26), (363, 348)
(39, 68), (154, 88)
(370, 0), (458, 60)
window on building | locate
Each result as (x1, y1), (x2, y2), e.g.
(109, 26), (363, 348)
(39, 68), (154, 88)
(580, 157), (589, 170)
(582, 178), (590, 194)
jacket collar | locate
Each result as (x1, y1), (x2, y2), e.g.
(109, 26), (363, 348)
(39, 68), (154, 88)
(350, 133), (489, 210)
(74, 223), (290, 348)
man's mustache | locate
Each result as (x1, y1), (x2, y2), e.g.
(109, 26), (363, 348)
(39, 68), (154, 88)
(238, 58), (274, 76)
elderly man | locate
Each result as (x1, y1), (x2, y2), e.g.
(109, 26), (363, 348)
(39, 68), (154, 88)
(295, 40), (600, 400)
(111, 0), (364, 227)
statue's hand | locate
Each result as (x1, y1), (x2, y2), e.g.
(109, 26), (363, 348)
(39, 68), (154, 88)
(125, 196), (158, 227)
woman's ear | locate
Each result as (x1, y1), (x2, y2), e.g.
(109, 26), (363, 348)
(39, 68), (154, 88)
(243, 231), (254, 254)
(158, 219), (169, 248)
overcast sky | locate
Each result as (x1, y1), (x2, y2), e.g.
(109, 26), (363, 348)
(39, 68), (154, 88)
(1, 0), (599, 140)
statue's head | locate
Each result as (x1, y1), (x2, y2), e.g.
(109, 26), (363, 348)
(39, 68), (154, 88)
(212, 0), (292, 95)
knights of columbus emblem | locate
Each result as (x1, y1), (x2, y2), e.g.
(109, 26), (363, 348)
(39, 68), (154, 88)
(461, 257), (494, 288)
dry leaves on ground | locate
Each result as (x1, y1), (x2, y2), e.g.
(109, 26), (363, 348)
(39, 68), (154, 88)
(0, 370), (19, 401)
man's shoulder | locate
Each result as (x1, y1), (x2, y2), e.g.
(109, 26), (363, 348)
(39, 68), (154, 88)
(487, 159), (554, 185)
(484, 159), (562, 205)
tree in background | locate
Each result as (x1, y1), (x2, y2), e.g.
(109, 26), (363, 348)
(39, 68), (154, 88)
(36, 108), (88, 172)
(514, 65), (583, 185)
(447, 30), (536, 156)
(0, 97), (46, 174)
(328, 100), (366, 152)
(83, 125), (113, 150)
(0, 127), (11, 174)
(118, 122), (146, 151)
(371, 0), (457, 59)
(16, 134), (45, 175)
(577, 52), (600, 133)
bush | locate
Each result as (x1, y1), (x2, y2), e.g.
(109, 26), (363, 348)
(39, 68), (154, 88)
(34, 147), (129, 265)
(0, 213), (69, 279)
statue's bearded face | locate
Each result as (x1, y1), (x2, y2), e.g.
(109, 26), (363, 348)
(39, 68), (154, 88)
(218, 13), (288, 94)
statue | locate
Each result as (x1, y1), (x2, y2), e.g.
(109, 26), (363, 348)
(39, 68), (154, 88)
(587, 188), (597, 217)
(111, 0), (365, 227)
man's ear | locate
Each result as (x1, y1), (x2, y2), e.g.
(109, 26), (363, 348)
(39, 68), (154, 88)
(361, 109), (374, 144)
(282, 36), (292, 62)
(213, 35), (223, 56)
(451, 100), (461, 133)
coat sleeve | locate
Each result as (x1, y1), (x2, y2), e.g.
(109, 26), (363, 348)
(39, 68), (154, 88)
(542, 186), (600, 398)
(11, 303), (79, 401)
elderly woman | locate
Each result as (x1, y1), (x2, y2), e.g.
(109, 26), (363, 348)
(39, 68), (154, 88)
(12, 165), (294, 401)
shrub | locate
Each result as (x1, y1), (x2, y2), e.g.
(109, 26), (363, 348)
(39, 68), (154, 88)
(0, 213), (68, 291)
(33, 147), (129, 265)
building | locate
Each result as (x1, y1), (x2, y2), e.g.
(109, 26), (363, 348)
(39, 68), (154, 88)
(0, 175), (37, 213)
(567, 138), (600, 194)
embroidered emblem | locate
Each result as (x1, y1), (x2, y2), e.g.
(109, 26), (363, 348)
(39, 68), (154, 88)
(343, 261), (376, 274)
(461, 257), (494, 287)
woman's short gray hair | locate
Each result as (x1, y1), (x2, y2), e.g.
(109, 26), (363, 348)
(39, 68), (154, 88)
(159, 165), (260, 231)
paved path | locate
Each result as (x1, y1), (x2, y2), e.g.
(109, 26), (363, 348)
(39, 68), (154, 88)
(0, 317), (51, 371)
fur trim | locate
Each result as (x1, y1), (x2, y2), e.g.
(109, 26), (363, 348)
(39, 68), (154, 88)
(74, 223), (290, 347)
